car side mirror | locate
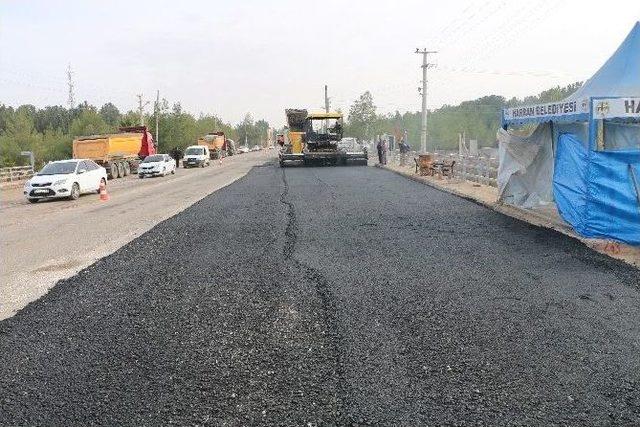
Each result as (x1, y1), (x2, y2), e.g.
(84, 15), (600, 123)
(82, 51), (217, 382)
(78, 169), (86, 174)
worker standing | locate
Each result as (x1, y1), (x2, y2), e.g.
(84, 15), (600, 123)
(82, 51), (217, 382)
(399, 138), (408, 166)
(382, 138), (388, 165)
(376, 138), (383, 164)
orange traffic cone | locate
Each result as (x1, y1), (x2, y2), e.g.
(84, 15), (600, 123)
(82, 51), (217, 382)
(99, 180), (109, 201)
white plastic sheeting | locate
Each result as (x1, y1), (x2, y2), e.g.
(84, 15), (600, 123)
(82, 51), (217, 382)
(497, 123), (555, 208)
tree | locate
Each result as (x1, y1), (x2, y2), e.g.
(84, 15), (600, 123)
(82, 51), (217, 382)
(0, 109), (42, 166)
(69, 109), (109, 137)
(99, 103), (121, 128)
(347, 91), (377, 141)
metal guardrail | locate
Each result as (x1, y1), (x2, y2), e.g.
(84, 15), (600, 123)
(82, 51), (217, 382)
(0, 166), (35, 183)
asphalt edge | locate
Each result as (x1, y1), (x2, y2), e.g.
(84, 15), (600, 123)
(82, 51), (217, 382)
(375, 164), (639, 269)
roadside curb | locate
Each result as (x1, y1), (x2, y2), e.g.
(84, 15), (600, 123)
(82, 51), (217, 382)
(375, 164), (639, 268)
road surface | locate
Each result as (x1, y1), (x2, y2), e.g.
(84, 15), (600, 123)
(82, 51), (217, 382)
(0, 151), (270, 319)
(1, 163), (639, 425)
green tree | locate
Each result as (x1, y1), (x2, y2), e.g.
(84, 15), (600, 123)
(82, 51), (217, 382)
(0, 109), (42, 166)
(99, 102), (121, 128)
(346, 91), (377, 141)
(69, 109), (109, 137)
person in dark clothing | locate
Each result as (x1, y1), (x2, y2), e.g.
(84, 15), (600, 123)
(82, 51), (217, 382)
(399, 138), (409, 166)
(170, 147), (182, 167)
(376, 138), (383, 164)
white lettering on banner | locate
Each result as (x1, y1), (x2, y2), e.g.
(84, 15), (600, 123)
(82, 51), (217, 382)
(593, 98), (640, 119)
(504, 100), (581, 121)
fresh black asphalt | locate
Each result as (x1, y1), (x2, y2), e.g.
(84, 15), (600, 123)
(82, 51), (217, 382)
(1, 163), (639, 426)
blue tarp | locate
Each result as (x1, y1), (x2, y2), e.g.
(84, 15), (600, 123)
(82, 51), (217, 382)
(553, 133), (640, 245)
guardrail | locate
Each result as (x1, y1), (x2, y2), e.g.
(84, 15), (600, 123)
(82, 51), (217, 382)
(0, 166), (35, 183)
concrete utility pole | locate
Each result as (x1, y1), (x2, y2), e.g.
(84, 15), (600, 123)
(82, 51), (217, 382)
(154, 90), (160, 149)
(324, 85), (330, 113)
(136, 94), (150, 126)
(66, 64), (75, 110)
(415, 49), (437, 153)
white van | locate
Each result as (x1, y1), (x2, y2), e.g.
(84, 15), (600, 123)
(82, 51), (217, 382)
(183, 145), (210, 168)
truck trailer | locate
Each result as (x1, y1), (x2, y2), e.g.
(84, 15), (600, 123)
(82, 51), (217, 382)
(198, 132), (235, 159)
(72, 126), (156, 179)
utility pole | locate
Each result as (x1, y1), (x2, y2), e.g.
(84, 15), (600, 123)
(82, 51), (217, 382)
(136, 94), (150, 126)
(324, 84), (329, 113)
(415, 49), (437, 153)
(66, 64), (75, 110)
(154, 90), (160, 149)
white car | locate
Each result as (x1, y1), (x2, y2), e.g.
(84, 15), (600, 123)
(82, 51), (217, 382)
(24, 159), (107, 203)
(237, 146), (250, 154)
(251, 145), (262, 152)
(138, 154), (176, 178)
(182, 145), (211, 168)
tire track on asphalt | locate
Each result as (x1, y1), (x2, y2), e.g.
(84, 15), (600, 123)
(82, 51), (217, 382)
(279, 168), (350, 423)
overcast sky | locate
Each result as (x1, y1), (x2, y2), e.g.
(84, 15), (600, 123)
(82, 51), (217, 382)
(1, 0), (638, 126)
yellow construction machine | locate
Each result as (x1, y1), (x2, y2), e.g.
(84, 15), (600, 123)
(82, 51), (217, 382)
(278, 109), (368, 167)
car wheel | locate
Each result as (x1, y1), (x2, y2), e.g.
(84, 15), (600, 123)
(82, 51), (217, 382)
(171, 166), (176, 174)
(139, 174), (144, 179)
(69, 183), (80, 200)
(27, 198), (38, 203)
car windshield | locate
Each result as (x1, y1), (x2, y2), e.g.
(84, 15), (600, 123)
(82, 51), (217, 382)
(185, 147), (203, 155)
(142, 155), (165, 163)
(38, 161), (77, 175)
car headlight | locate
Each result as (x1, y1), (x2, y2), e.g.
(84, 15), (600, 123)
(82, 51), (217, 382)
(53, 178), (68, 186)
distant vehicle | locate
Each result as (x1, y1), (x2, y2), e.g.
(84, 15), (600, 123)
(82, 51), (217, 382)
(24, 159), (107, 203)
(197, 132), (235, 158)
(182, 145), (210, 168)
(251, 145), (262, 152)
(237, 146), (250, 154)
(72, 126), (155, 180)
(138, 154), (176, 178)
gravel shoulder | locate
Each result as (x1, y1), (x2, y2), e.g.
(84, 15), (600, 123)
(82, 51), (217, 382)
(1, 163), (639, 426)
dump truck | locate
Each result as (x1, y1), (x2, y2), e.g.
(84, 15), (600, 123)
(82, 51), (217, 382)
(278, 109), (367, 166)
(197, 132), (236, 158)
(72, 126), (156, 179)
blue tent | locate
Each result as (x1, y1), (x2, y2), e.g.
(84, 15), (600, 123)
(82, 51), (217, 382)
(500, 22), (640, 245)
(567, 21), (640, 101)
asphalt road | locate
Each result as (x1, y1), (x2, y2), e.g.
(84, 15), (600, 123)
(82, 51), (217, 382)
(1, 163), (639, 425)
(0, 150), (270, 319)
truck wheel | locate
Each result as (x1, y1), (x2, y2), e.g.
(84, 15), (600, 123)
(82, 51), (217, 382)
(123, 162), (131, 176)
(117, 162), (125, 178)
(109, 162), (120, 179)
(69, 183), (80, 200)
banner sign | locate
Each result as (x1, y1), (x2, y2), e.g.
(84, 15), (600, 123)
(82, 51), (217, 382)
(503, 100), (586, 122)
(592, 97), (640, 119)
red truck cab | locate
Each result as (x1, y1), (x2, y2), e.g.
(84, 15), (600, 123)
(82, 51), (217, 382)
(119, 126), (156, 158)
